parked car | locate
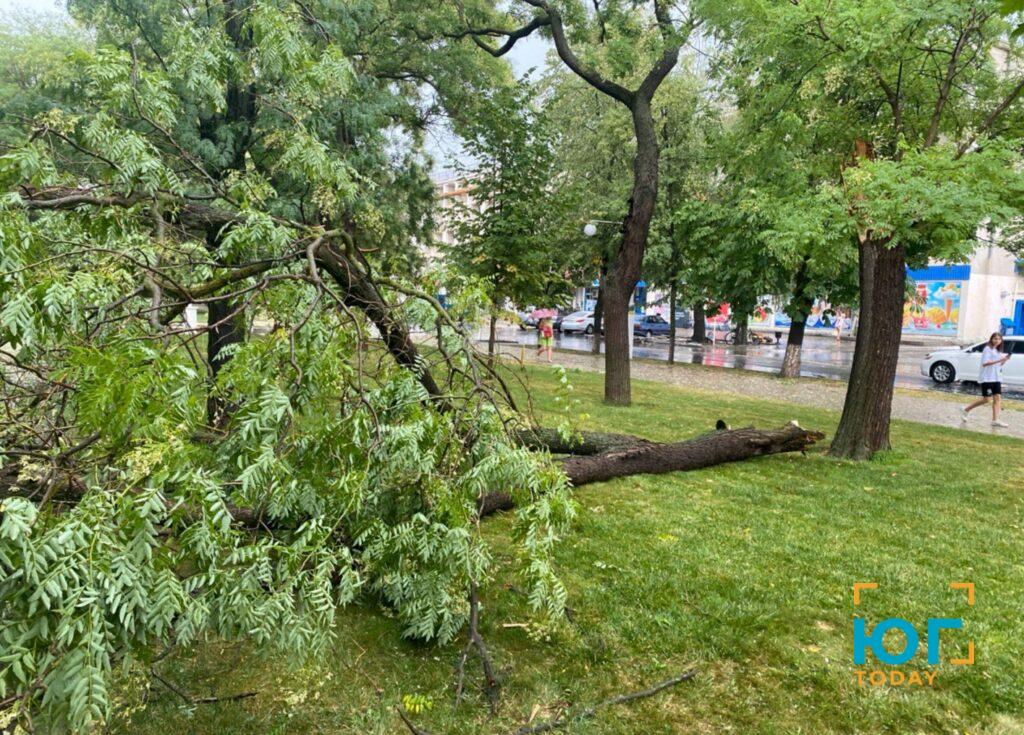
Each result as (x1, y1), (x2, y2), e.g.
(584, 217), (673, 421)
(633, 313), (672, 338)
(921, 336), (1024, 384)
(561, 311), (596, 335)
(552, 308), (573, 332)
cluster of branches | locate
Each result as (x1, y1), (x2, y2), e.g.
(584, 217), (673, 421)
(0, 1), (831, 730)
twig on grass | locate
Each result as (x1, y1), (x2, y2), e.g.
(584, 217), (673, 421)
(150, 667), (257, 705)
(453, 581), (501, 713)
(509, 670), (698, 735)
(396, 705), (435, 735)
(399, 670), (697, 735)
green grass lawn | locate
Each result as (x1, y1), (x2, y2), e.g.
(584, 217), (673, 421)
(114, 365), (1024, 735)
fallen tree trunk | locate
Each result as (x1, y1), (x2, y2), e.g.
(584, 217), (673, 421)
(514, 428), (651, 455)
(6, 424), (823, 523)
(482, 422), (824, 515)
(562, 422), (823, 485)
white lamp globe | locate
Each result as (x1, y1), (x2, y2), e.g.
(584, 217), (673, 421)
(583, 222), (598, 237)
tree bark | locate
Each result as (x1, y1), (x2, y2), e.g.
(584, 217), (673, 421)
(829, 238), (906, 460)
(733, 315), (748, 346)
(206, 297), (245, 428)
(668, 282), (677, 364)
(487, 312), (497, 364)
(780, 317), (807, 379)
(692, 302), (706, 343)
(481, 422), (824, 514)
(562, 422), (823, 486)
(602, 283), (632, 405)
(603, 99), (664, 406)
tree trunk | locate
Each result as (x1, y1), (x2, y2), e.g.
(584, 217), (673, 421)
(668, 282), (677, 364)
(780, 317), (807, 379)
(829, 238), (906, 460)
(733, 315), (748, 346)
(602, 281), (632, 405)
(692, 302), (706, 343)
(591, 269), (605, 355)
(603, 99), (662, 406)
(487, 312), (497, 364)
(780, 255), (812, 379)
(206, 297), (245, 428)
(563, 422), (823, 486)
(480, 422), (824, 515)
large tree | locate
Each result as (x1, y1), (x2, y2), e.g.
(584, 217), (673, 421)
(709, 0), (1024, 458)
(0, 6), (827, 729)
(541, 69), (633, 353)
(457, 0), (700, 405)
(0, 3), (577, 728)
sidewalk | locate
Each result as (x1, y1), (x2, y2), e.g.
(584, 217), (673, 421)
(498, 345), (1024, 440)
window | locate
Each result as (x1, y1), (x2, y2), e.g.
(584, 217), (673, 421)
(1008, 340), (1024, 354)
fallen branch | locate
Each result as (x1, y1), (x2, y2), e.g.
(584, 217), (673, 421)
(482, 422), (825, 514)
(561, 422), (823, 486)
(509, 670), (697, 735)
(454, 582), (501, 714)
(397, 670), (697, 735)
(150, 667), (257, 705)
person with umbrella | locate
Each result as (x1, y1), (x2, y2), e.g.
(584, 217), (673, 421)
(533, 308), (557, 363)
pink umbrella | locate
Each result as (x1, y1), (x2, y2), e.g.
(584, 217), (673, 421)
(530, 308), (558, 319)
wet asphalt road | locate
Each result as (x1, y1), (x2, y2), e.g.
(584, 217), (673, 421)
(489, 326), (1024, 400)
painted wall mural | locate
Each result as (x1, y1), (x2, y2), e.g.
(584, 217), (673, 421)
(903, 281), (962, 334)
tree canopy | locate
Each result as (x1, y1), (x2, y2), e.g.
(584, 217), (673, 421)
(0, 2), (577, 728)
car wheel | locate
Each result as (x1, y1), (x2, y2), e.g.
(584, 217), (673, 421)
(930, 361), (955, 384)
(585, 324), (594, 335)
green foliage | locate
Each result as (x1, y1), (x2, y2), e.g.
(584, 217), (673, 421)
(101, 366), (1024, 733)
(541, 69), (634, 279)
(0, 3), (577, 731)
(450, 84), (578, 312)
(701, 0), (1024, 318)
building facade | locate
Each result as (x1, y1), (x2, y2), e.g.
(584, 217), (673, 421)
(906, 243), (1024, 341)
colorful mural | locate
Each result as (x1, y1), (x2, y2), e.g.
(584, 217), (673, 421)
(903, 281), (962, 334)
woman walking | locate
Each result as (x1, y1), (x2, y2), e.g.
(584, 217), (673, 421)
(536, 317), (554, 363)
(961, 332), (1010, 427)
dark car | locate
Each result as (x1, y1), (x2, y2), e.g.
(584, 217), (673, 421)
(633, 313), (673, 338)
(517, 309), (538, 330)
(552, 308), (572, 332)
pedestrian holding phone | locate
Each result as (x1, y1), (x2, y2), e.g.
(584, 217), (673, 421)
(961, 332), (1010, 427)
